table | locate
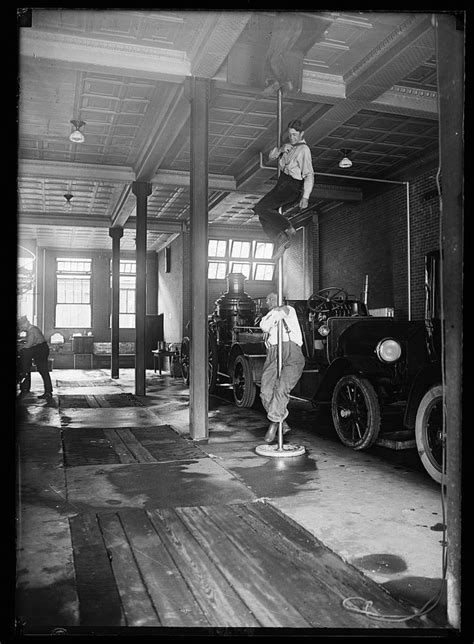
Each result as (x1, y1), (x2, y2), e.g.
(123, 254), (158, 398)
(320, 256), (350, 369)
(152, 349), (178, 375)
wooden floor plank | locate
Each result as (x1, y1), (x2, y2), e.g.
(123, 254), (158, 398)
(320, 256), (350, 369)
(102, 429), (136, 464)
(176, 505), (310, 628)
(149, 507), (261, 628)
(116, 429), (157, 463)
(69, 512), (125, 626)
(203, 504), (370, 628)
(98, 512), (160, 627)
(118, 508), (209, 627)
(241, 502), (418, 623)
(85, 394), (101, 408)
(94, 395), (112, 407)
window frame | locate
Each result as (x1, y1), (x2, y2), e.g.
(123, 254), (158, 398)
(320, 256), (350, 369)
(208, 238), (275, 282)
(54, 257), (92, 329)
(109, 259), (137, 329)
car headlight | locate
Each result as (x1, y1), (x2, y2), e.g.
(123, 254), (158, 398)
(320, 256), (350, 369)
(375, 338), (401, 363)
(318, 324), (330, 337)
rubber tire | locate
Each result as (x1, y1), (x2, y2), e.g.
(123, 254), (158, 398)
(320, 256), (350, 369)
(180, 332), (218, 393)
(331, 374), (381, 450)
(415, 385), (443, 484)
(208, 330), (218, 393)
(179, 336), (190, 385)
(232, 354), (256, 408)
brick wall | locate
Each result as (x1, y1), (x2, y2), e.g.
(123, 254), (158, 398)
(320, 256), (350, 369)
(318, 169), (441, 320)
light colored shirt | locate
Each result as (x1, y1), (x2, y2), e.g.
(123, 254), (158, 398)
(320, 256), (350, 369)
(21, 324), (47, 349)
(259, 305), (303, 347)
(278, 140), (314, 199)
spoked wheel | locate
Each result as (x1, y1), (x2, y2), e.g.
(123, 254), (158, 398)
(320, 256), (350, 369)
(415, 385), (444, 484)
(208, 330), (218, 393)
(331, 375), (381, 449)
(232, 354), (256, 408)
(307, 287), (348, 313)
(179, 332), (218, 392)
(179, 336), (190, 385)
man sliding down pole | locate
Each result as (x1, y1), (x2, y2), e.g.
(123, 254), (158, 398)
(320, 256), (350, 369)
(258, 292), (305, 444)
(253, 119), (314, 260)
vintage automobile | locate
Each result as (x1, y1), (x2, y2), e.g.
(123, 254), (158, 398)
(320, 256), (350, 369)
(180, 258), (443, 482)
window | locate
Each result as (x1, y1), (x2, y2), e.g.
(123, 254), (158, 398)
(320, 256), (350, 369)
(208, 239), (275, 281)
(110, 260), (136, 328)
(55, 258), (92, 328)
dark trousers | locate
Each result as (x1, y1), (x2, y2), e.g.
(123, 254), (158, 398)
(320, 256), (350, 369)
(19, 342), (52, 394)
(254, 173), (303, 242)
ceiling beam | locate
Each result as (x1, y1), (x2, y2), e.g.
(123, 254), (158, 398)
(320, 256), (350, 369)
(153, 169), (236, 191)
(345, 14), (434, 101)
(190, 12), (252, 77)
(19, 213), (185, 234)
(19, 29), (190, 82)
(19, 160), (135, 183)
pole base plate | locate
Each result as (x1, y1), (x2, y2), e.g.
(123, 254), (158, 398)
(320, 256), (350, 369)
(255, 443), (306, 458)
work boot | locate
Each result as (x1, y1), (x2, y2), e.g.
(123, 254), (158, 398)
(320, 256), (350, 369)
(264, 422), (278, 443)
(38, 392), (53, 400)
(272, 231), (291, 260)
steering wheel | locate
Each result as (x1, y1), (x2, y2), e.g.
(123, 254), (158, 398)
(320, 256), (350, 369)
(307, 287), (348, 313)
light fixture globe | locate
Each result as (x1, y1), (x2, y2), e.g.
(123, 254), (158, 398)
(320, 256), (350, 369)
(338, 148), (353, 169)
(63, 192), (74, 211)
(69, 119), (86, 143)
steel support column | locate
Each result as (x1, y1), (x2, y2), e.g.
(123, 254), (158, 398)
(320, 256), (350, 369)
(132, 181), (152, 396)
(109, 227), (123, 379)
(188, 77), (210, 441)
(436, 13), (464, 631)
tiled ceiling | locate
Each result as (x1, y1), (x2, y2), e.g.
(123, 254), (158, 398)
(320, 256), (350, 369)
(17, 9), (442, 251)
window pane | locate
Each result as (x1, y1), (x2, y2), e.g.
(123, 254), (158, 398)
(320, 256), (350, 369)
(208, 239), (227, 257)
(254, 263), (275, 280)
(229, 262), (251, 279)
(57, 278), (90, 304)
(120, 261), (136, 274)
(119, 313), (135, 328)
(230, 240), (251, 258)
(56, 304), (91, 328)
(208, 261), (228, 279)
(57, 258), (91, 273)
(254, 241), (274, 259)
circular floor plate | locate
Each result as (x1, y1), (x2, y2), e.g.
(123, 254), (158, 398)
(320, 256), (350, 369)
(255, 443), (306, 458)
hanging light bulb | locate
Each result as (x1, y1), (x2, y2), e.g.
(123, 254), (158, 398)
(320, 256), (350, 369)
(64, 193), (74, 212)
(69, 120), (86, 143)
(338, 148), (352, 169)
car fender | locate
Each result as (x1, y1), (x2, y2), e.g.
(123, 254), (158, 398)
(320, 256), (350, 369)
(312, 355), (386, 403)
(404, 362), (442, 429)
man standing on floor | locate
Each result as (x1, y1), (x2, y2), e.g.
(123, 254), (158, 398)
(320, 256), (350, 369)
(259, 292), (305, 443)
(17, 316), (53, 400)
(254, 119), (314, 260)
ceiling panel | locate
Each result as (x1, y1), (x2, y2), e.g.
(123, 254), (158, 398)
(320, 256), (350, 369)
(17, 9), (451, 251)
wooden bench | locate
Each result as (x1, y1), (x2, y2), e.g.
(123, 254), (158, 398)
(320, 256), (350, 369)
(92, 342), (136, 368)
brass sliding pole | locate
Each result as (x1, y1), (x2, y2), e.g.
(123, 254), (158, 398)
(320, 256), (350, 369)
(276, 87), (284, 450)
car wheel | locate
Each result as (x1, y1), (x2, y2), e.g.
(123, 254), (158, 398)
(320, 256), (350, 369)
(331, 375), (381, 449)
(208, 330), (218, 393)
(415, 385), (444, 484)
(179, 336), (190, 385)
(232, 355), (256, 408)
(180, 331), (218, 393)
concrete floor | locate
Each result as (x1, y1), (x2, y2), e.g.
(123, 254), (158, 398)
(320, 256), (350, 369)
(15, 367), (451, 633)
